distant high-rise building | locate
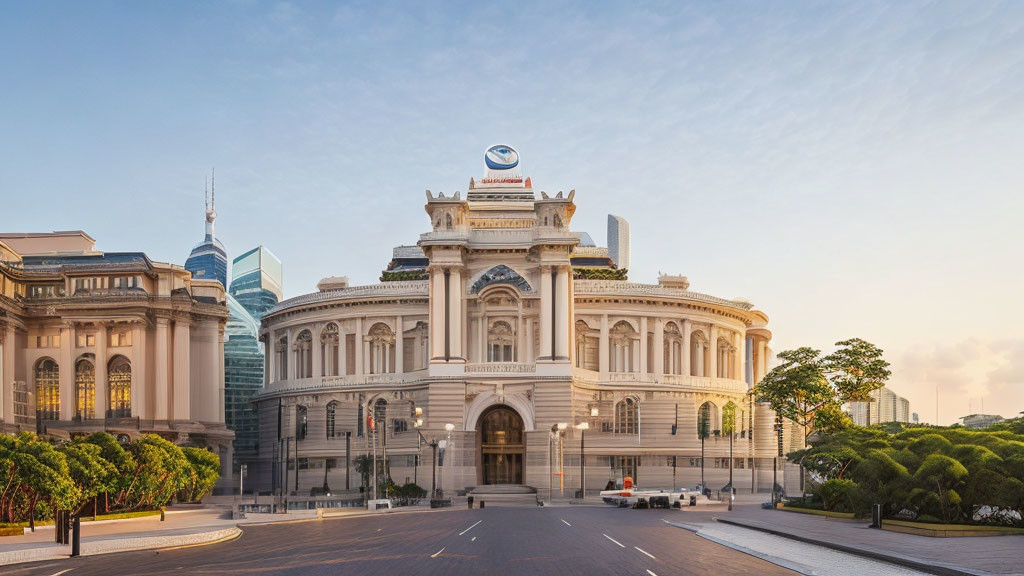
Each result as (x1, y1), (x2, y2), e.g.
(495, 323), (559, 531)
(959, 414), (1005, 429)
(184, 175), (228, 288)
(848, 386), (911, 426)
(607, 214), (630, 270)
(230, 246), (284, 316)
(224, 245), (283, 480)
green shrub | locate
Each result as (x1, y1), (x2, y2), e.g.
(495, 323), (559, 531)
(818, 479), (857, 512)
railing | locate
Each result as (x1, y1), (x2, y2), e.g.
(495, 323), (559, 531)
(464, 362), (536, 374)
(267, 281), (429, 315)
(573, 280), (754, 310)
(265, 370), (430, 394)
(572, 368), (748, 392)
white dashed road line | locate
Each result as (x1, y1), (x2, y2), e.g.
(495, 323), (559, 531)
(635, 546), (655, 559)
(603, 534), (626, 548)
(561, 519), (572, 526)
(647, 570), (659, 576)
(459, 520), (483, 536)
(431, 547), (446, 558)
(471, 536), (477, 542)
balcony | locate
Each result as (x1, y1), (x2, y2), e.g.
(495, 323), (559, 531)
(572, 368), (748, 393)
(265, 370), (429, 394)
(464, 362), (536, 375)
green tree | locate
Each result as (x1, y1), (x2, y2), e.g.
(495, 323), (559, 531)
(914, 454), (968, 523)
(755, 347), (833, 443)
(821, 338), (892, 424)
(180, 447), (220, 503)
(81, 432), (137, 511)
(60, 441), (117, 515)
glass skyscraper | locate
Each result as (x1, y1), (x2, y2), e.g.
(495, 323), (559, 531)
(225, 245), (283, 478)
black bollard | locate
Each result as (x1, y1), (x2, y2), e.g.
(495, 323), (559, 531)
(71, 515), (81, 557)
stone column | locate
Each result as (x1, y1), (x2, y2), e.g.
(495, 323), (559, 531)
(756, 339), (767, 383)
(476, 316), (485, 363)
(154, 318), (170, 420)
(539, 266), (552, 360)
(448, 267), (463, 360)
(217, 324), (225, 424)
(354, 317), (364, 375)
(59, 323), (74, 420)
(286, 328), (296, 380)
(339, 324), (348, 376)
(525, 317), (534, 363)
(396, 316), (404, 374)
(130, 322), (147, 417)
(95, 323), (108, 419)
(708, 324), (718, 379)
(745, 335), (754, 387)
(639, 316), (648, 375)
(554, 266), (570, 360)
(682, 319), (691, 376)
(267, 332), (276, 385)
(429, 270), (445, 360)
(598, 314), (609, 375)
(172, 319), (191, 421)
(517, 315), (526, 363)
(654, 318), (665, 377)
(312, 323), (322, 379)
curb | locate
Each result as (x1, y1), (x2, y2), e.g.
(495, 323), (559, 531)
(713, 518), (986, 576)
(0, 527), (243, 567)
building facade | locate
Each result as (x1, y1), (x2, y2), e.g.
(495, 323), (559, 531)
(250, 146), (800, 498)
(0, 231), (232, 477)
(848, 386), (911, 426)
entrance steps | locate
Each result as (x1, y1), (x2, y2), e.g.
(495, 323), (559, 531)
(468, 485), (539, 507)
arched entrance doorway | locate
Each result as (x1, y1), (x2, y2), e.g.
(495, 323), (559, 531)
(478, 405), (525, 485)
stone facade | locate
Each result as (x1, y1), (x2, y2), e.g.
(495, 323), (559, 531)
(251, 148), (803, 498)
(0, 232), (233, 478)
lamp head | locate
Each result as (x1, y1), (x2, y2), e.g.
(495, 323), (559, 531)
(557, 422), (568, 430)
(445, 423), (455, 432)
(576, 422), (590, 430)
(590, 407), (600, 417)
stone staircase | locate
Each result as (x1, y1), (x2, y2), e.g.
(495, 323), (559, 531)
(468, 485), (539, 507)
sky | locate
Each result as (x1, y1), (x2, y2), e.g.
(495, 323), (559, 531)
(1, 1), (1021, 425)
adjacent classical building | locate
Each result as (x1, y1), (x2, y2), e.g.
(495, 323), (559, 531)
(848, 386), (911, 426)
(250, 146), (800, 498)
(607, 214), (630, 271)
(0, 231), (232, 477)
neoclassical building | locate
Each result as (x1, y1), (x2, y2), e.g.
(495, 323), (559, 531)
(0, 231), (233, 479)
(252, 147), (802, 497)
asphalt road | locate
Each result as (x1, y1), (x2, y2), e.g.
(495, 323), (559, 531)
(8, 507), (797, 576)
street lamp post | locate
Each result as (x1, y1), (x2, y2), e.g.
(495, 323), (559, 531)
(549, 423), (567, 502)
(440, 423), (455, 500)
(575, 422), (589, 499)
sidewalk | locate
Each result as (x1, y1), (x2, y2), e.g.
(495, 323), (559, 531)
(688, 504), (1024, 576)
(0, 506), (318, 567)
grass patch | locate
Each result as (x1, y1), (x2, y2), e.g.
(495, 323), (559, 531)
(778, 505), (855, 519)
(0, 509), (162, 533)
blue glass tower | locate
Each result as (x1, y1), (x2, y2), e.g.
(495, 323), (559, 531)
(224, 245), (282, 483)
(184, 176), (228, 287)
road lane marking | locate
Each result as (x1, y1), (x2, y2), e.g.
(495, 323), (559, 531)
(376, 528), (382, 532)
(647, 571), (659, 576)
(459, 520), (483, 536)
(431, 547), (446, 558)
(635, 546), (655, 559)
(603, 534), (625, 548)
(49, 571), (74, 576)
(560, 519), (571, 526)
(471, 536), (477, 542)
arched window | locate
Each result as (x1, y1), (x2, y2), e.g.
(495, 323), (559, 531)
(664, 322), (682, 374)
(697, 401), (719, 438)
(367, 323), (395, 374)
(487, 321), (515, 362)
(609, 321), (637, 372)
(276, 335), (288, 381)
(690, 331), (706, 377)
(615, 397), (639, 434)
(326, 401), (337, 438)
(293, 331), (313, 379)
(575, 320), (599, 370)
(722, 401), (737, 437)
(108, 356), (132, 418)
(296, 405), (308, 441)
(321, 323), (340, 377)
(74, 358), (95, 420)
(35, 358), (60, 422)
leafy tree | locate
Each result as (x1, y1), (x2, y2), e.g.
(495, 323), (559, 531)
(180, 447), (220, 503)
(821, 338), (892, 407)
(915, 454), (968, 523)
(60, 441), (117, 514)
(755, 347), (833, 443)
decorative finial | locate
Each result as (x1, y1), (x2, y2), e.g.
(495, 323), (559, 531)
(210, 168), (215, 210)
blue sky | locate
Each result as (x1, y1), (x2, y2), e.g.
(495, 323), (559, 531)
(1, 1), (1022, 424)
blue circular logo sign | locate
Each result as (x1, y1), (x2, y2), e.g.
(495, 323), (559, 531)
(485, 145), (519, 170)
